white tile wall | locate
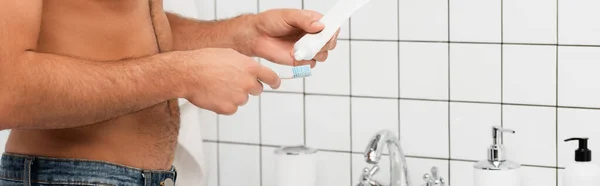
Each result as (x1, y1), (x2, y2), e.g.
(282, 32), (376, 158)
(503, 45), (556, 105)
(450, 161), (475, 186)
(558, 169), (565, 186)
(450, 102), (501, 161)
(199, 109), (218, 141)
(350, 0), (398, 40)
(219, 143), (261, 186)
(351, 97), (398, 152)
(521, 166), (557, 186)
(399, 0), (448, 41)
(558, 46), (600, 108)
(305, 40), (351, 95)
(400, 100), (448, 158)
(260, 147), (278, 186)
(215, 0), (257, 19)
(218, 96), (260, 143)
(504, 105), (556, 167)
(558, 0), (600, 45)
(399, 42), (448, 100)
(351, 41), (398, 98)
(316, 151), (352, 186)
(503, 0), (557, 44)
(450, 43), (501, 102)
(203, 142), (219, 186)
(305, 95), (351, 151)
(260, 92), (304, 146)
(450, 0), (501, 42)
(161, 0), (600, 185)
(258, 0), (301, 11)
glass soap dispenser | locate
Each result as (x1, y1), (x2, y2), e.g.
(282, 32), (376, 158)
(473, 126), (522, 186)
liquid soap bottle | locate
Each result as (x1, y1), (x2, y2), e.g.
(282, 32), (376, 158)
(563, 137), (600, 186)
(473, 126), (521, 186)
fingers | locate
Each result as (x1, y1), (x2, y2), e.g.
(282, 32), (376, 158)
(309, 29), (338, 63)
(234, 93), (250, 106)
(192, 96), (238, 115)
(294, 60), (317, 68)
(256, 64), (281, 89)
(321, 29), (340, 51)
(283, 10), (324, 34)
(248, 80), (264, 96)
(218, 104), (238, 115)
(313, 51), (328, 62)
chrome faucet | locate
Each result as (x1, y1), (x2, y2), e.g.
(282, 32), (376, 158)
(422, 166), (445, 186)
(357, 129), (411, 186)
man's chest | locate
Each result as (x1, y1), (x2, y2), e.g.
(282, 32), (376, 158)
(37, 0), (173, 61)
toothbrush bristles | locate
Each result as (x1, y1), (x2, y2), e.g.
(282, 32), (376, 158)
(291, 65), (312, 78)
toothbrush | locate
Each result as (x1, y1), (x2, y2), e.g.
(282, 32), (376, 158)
(279, 65), (312, 79)
(293, 0), (372, 61)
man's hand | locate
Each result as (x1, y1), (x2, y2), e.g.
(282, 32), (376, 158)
(249, 9), (340, 67)
(179, 48), (280, 115)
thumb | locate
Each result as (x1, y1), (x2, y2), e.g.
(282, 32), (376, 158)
(283, 10), (324, 34)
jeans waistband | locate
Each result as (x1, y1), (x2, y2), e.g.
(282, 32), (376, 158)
(0, 153), (177, 186)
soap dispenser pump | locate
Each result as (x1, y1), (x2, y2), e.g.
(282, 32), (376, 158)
(473, 126), (521, 186)
(563, 137), (600, 186)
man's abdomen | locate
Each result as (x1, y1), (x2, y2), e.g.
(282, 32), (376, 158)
(5, 0), (179, 170)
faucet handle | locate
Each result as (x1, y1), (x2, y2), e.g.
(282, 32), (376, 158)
(422, 166), (445, 186)
(358, 165), (383, 186)
(422, 166), (437, 181)
(430, 166), (439, 180)
(362, 165), (380, 177)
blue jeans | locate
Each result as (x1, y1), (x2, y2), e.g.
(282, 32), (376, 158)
(0, 153), (177, 186)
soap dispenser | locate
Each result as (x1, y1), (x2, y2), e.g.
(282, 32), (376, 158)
(563, 137), (600, 186)
(473, 126), (521, 186)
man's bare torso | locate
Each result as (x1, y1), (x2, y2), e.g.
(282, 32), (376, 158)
(5, 0), (179, 170)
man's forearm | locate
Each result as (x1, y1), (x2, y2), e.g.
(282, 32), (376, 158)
(166, 12), (256, 55)
(0, 51), (186, 130)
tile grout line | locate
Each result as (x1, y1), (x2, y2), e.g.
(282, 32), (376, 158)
(259, 95), (263, 186)
(213, 2), (220, 186)
(302, 0), (307, 148)
(447, 0), (452, 183)
(336, 38), (600, 48)
(257, 2), (263, 186)
(500, 0), (504, 129)
(205, 139), (567, 169)
(348, 12), (354, 185)
(216, 117), (221, 186)
(397, 0), (403, 180)
(261, 90), (600, 110)
(555, 0), (560, 184)
(397, 0), (402, 178)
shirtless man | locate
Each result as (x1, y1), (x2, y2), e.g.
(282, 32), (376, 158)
(0, 0), (338, 185)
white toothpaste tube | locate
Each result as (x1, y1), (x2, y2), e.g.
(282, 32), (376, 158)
(293, 0), (372, 61)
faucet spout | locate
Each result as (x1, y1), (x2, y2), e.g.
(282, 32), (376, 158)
(363, 130), (411, 186)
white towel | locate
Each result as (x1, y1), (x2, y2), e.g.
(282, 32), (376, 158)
(174, 99), (208, 186)
(0, 130), (9, 153)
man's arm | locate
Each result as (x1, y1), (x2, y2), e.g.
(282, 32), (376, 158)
(165, 12), (256, 55)
(0, 1), (186, 129)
